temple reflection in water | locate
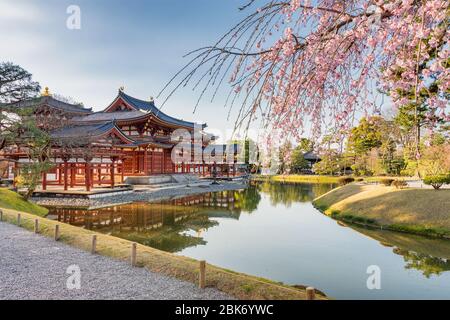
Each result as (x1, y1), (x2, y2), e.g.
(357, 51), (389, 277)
(47, 190), (247, 252)
(46, 181), (450, 279)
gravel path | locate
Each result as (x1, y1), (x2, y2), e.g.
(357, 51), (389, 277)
(0, 222), (233, 300)
(407, 179), (450, 189)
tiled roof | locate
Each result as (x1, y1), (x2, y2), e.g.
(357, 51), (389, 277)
(118, 91), (206, 129)
(1, 96), (92, 114)
(304, 151), (321, 161)
(72, 110), (146, 122)
(50, 122), (172, 148)
(50, 122), (117, 139)
(114, 140), (172, 149)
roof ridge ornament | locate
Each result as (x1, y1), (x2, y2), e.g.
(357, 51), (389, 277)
(42, 87), (51, 97)
(119, 86), (124, 92)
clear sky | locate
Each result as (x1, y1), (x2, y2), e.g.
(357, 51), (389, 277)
(0, 0), (254, 142)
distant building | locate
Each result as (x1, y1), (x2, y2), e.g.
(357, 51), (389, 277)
(303, 151), (321, 171)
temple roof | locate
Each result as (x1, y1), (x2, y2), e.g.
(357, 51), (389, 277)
(50, 121), (131, 142)
(72, 110), (146, 122)
(49, 121), (173, 149)
(108, 91), (206, 129)
(66, 91), (206, 130)
(113, 140), (172, 149)
(1, 96), (92, 114)
(303, 151), (321, 161)
(51, 122), (115, 139)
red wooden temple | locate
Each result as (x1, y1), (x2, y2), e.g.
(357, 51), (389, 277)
(1, 88), (243, 192)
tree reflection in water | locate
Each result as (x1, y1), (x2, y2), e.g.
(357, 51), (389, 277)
(396, 249), (450, 278)
(47, 181), (450, 278)
(350, 225), (450, 278)
(255, 181), (336, 207)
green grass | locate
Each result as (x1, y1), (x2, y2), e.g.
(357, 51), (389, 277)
(387, 224), (450, 238)
(0, 188), (48, 217)
(252, 175), (341, 184)
(313, 184), (450, 239)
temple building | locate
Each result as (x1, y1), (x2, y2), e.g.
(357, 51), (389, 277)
(1, 88), (242, 192)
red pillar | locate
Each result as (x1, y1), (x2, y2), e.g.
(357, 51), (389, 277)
(58, 164), (62, 185)
(91, 167), (94, 188)
(63, 161), (69, 191)
(42, 171), (47, 191)
(98, 164), (102, 186)
(144, 148), (148, 175)
(85, 162), (91, 192)
(70, 164), (75, 188)
(121, 159), (125, 183)
(110, 158), (116, 188)
(151, 150), (155, 174)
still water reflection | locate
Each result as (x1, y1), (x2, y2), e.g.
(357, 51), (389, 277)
(47, 182), (450, 299)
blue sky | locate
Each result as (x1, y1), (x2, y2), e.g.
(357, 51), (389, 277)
(0, 0), (252, 140)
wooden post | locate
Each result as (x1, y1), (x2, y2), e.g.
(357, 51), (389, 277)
(54, 225), (60, 241)
(91, 235), (97, 254)
(17, 213), (21, 226)
(199, 260), (206, 289)
(13, 160), (18, 188)
(70, 164), (75, 188)
(121, 161), (124, 183)
(63, 161), (69, 191)
(98, 164), (102, 186)
(110, 158), (116, 188)
(306, 287), (316, 300)
(0, 209), (3, 222)
(34, 219), (39, 233)
(91, 167), (94, 188)
(151, 151), (155, 174)
(42, 171), (47, 190)
(85, 162), (91, 192)
(131, 242), (137, 267)
(58, 164), (62, 185)
(144, 148), (148, 175)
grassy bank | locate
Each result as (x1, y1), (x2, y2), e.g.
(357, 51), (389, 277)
(252, 174), (341, 184)
(363, 176), (416, 183)
(0, 207), (326, 300)
(252, 174), (416, 185)
(0, 188), (48, 217)
(313, 184), (450, 238)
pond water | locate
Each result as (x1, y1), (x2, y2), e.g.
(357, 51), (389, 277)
(47, 182), (450, 299)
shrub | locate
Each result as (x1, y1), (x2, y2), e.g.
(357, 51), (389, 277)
(391, 180), (408, 189)
(338, 177), (355, 186)
(423, 174), (450, 190)
(380, 178), (395, 186)
(355, 177), (364, 182)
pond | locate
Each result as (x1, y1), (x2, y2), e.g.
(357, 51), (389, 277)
(46, 182), (450, 299)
